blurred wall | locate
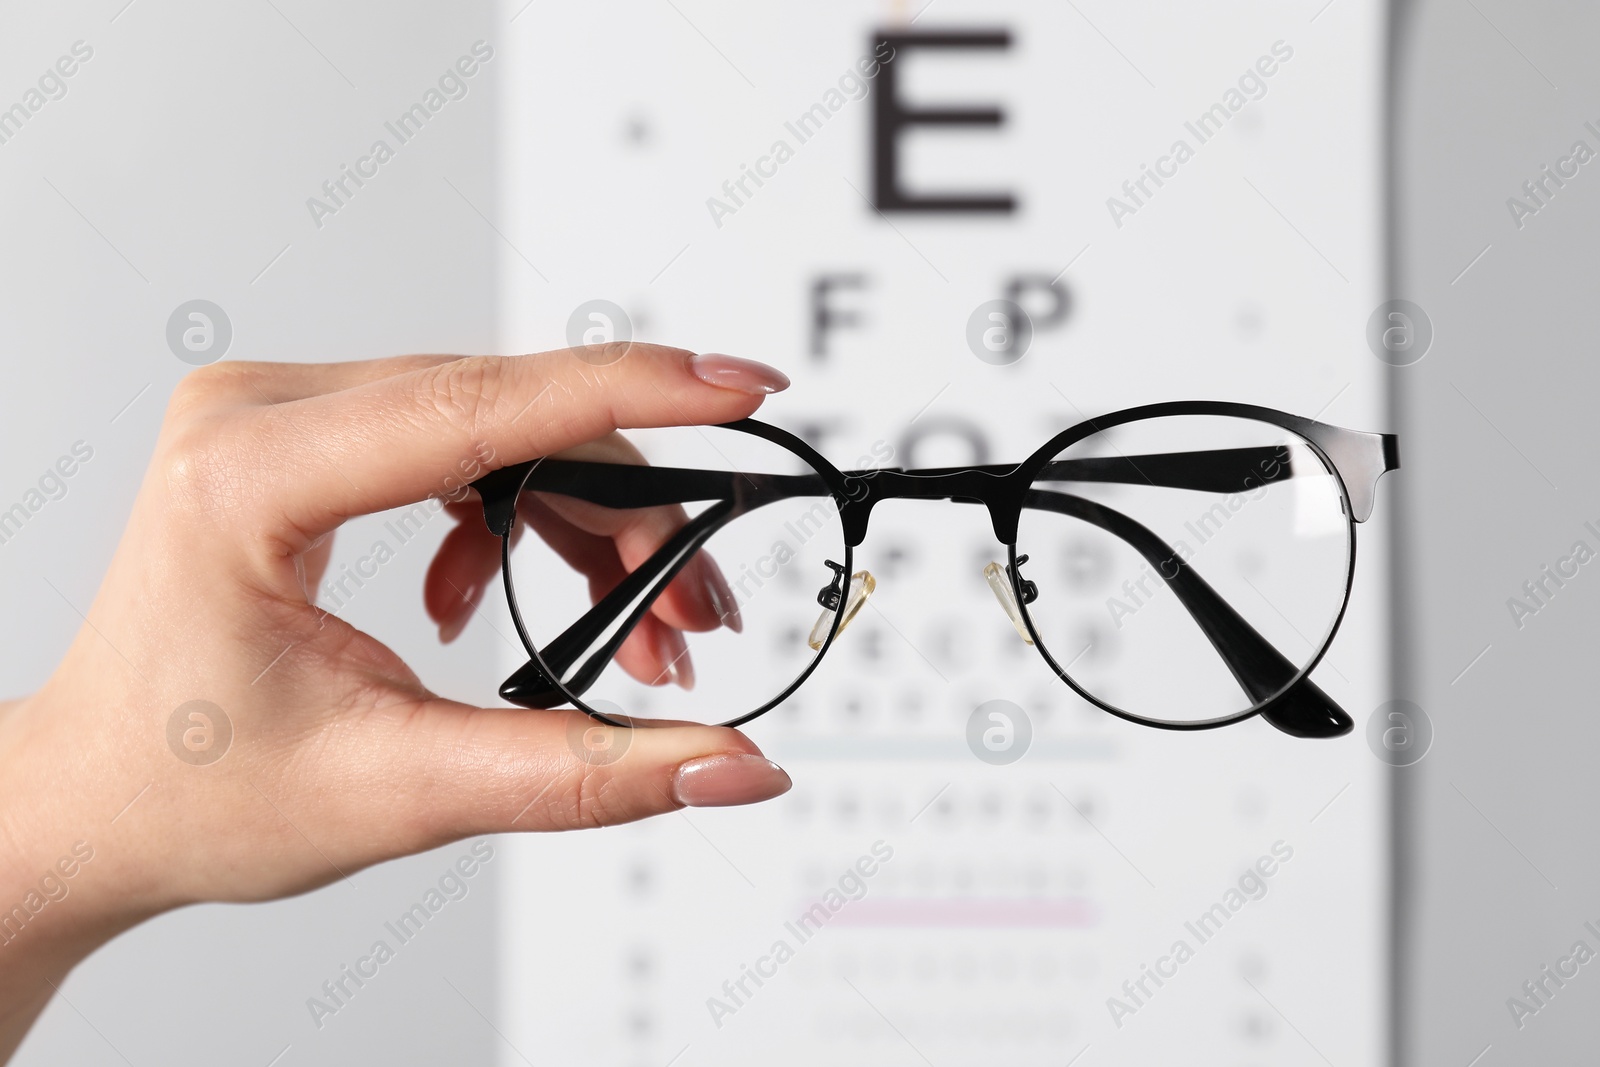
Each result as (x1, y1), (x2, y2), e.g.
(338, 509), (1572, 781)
(0, 2), (503, 1064)
(1394, 0), (1600, 1062)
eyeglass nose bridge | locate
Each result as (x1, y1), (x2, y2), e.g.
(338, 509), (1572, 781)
(835, 470), (1032, 547)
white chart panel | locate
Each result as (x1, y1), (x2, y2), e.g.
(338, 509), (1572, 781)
(494, 2), (1389, 1064)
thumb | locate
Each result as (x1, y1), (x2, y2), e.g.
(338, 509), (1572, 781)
(391, 704), (793, 836)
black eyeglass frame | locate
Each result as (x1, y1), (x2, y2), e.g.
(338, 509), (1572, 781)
(472, 400), (1399, 739)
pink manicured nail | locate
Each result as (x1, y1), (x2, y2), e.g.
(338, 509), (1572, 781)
(439, 579), (483, 643)
(672, 753), (792, 807)
(656, 628), (695, 690)
(700, 559), (743, 633)
(689, 353), (790, 395)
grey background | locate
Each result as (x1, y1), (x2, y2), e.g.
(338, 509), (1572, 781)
(1, 2), (502, 1064)
(3, 0), (1597, 1062)
(1393, 0), (1600, 1063)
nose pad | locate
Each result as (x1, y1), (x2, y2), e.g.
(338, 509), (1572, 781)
(808, 565), (877, 651)
(983, 561), (1036, 645)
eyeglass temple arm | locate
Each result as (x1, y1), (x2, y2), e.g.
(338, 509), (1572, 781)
(477, 445), (1303, 521)
(493, 460), (825, 511)
(486, 467), (1348, 736)
(1050, 447), (1292, 493)
(905, 445), (1298, 497)
(471, 460), (767, 710)
(496, 500), (737, 710)
(1022, 488), (1351, 737)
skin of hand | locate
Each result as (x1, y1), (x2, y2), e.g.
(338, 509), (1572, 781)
(0, 346), (793, 1055)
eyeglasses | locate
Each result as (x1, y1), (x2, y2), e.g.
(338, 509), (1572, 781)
(472, 401), (1398, 738)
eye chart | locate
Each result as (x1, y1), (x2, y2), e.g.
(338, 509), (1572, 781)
(493, 2), (1389, 1063)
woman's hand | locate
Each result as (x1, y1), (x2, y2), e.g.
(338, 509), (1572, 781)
(0, 346), (793, 1054)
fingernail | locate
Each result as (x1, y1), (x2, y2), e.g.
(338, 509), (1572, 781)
(700, 559), (743, 633)
(672, 753), (792, 807)
(656, 628), (695, 690)
(689, 353), (790, 395)
(438, 579), (482, 643)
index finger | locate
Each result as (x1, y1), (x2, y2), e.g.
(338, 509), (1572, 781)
(245, 347), (789, 552)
